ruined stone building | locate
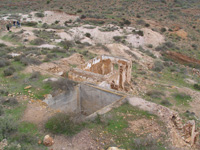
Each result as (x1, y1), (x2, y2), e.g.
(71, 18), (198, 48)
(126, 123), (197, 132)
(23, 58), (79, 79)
(68, 55), (132, 91)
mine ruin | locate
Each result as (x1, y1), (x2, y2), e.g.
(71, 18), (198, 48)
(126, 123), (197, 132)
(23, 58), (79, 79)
(68, 55), (132, 91)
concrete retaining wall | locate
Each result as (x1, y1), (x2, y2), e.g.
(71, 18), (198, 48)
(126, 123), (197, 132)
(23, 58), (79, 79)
(44, 83), (126, 117)
(79, 84), (124, 115)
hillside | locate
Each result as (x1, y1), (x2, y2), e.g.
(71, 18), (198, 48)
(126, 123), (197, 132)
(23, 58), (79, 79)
(0, 0), (200, 150)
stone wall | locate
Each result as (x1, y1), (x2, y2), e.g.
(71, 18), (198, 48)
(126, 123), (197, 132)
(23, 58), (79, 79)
(68, 55), (132, 91)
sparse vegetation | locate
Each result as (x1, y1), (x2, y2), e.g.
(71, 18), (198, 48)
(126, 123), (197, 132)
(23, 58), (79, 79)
(35, 12), (44, 18)
(3, 66), (16, 76)
(0, 0), (199, 148)
(152, 60), (164, 72)
(172, 93), (192, 106)
(45, 113), (83, 135)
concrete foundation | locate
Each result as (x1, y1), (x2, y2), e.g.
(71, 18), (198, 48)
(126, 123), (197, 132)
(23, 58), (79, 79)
(44, 83), (126, 119)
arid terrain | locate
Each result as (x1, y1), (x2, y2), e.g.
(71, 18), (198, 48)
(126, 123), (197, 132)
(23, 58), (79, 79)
(0, 0), (200, 150)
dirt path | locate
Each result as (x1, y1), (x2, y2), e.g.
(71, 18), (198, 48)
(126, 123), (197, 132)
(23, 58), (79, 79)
(0, 39), (16, 47)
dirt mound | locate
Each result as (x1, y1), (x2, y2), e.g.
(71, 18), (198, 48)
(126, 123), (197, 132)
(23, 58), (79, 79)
(142, 28), (165, 47)
(165, 51), (200, 65)
(62, 53), (85, 65)
(171, 29), (188, 39)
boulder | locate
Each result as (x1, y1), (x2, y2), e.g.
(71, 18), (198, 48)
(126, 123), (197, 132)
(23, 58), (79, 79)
(43, 135), (54, 147)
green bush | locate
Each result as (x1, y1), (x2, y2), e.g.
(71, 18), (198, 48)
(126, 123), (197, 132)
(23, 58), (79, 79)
(35, 12), (44, 18)
(113, 36), (122, 42)
(3, 67), (16, 76)
(2, 97), (18, 106)
(132, 135), (162, 150)
(29, 71), (41, 80)
(0, 116), (18, 140)
(0, 59), (10, 68)
(172, 93), (192, 105)
(136, 19), (146, 25)
(30, 38), (45, 45)
(80, 15), (86, 19)
(152, 60), (164, 72)
(59, 40), (74, 49)
(0, 105), (4, 116)
(194, 84), (200, 90)
(85, 33), (91, 38)
(21, 22), (38, 27)
(146, 90), (165, 99)
(147, 44), (153, 48)
(161, 27), (167, 33)
(20, 57), (42, 66)
(14, 133), (38, 144)
(0, 43), (6, 47)
(133, 30), (144, 36)
(160, 100), (171, 106)
(45, 113), (82, 135)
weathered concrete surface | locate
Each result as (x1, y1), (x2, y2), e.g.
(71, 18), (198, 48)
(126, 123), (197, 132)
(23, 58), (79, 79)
(79, 84), (124, 115)
(44, 83), (126, 118)
(44, 87), (78, 113)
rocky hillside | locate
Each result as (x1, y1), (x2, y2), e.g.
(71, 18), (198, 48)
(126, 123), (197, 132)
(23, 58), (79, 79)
(0, 0), (200, 150)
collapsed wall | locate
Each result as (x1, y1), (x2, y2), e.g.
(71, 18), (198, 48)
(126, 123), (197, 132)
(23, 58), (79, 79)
(68, 55), (132, 91)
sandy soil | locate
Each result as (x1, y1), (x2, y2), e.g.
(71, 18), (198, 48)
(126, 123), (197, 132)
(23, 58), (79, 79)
(49, 130), (100, 150)
(22, 100), (57, 128)
(128, 118), (165, 138)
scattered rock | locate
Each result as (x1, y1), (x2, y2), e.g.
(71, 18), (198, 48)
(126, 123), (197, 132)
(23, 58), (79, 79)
(8, 53), (21, 57)
(43, 78), (58, 82)
(43, 135), (54, 147)
(24, 85), (32, 90)
(38, 140), (42, 145)
(107, 147), (125, 150)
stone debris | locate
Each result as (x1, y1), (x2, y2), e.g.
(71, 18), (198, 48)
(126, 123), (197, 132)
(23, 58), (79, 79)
(43, 135), (54, 147)
(8, 52), (21, 57)
(0, 139), (7, 150)
(183, 120), (199, 146)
